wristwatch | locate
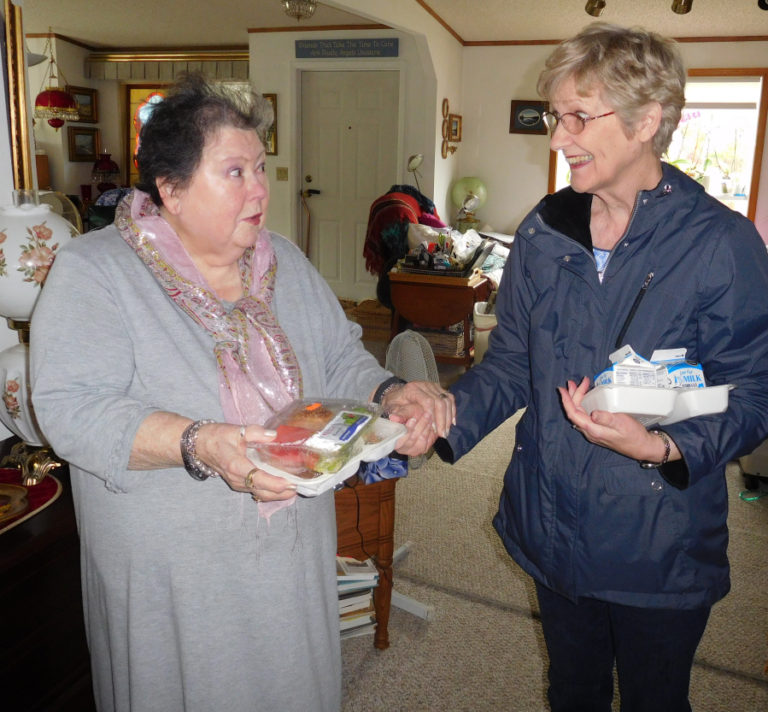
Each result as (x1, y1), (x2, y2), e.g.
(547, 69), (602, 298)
(638, 429), (671, 470)
(180, 419), (220, 481)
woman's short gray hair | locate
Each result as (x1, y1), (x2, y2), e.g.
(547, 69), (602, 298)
(136, 73), (274, 205)
(537, 23), (686, 157)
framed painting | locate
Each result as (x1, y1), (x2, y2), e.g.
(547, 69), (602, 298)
(263, 93), (277, 155)
(67, 126), (100, 162)
(66, 85), (98, 123)
(448, 113), (462, 142)
(509, 100), (548, 135)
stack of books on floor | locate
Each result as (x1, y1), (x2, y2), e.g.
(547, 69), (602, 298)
(337, 555), (379, 639)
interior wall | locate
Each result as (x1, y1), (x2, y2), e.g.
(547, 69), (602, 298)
(460, 44), (553, 233)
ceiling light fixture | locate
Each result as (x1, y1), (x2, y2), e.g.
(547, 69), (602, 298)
(671, 0), (693, 13)
(282, 0), (317, 21)
(585, 0), (606, 16)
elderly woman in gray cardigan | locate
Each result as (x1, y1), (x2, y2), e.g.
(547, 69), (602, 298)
(29, 74), (453, 712)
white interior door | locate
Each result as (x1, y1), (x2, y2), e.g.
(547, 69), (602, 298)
(301, 70), (399, 302)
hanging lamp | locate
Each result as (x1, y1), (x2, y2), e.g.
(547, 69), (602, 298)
(282, 0), (317, 21)
(33, 35), (79, 130)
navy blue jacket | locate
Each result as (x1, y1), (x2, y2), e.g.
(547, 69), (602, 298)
(438, 163), (768, 609)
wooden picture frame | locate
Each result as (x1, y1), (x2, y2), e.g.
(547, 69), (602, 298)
(448, 113), (462, 142)
(66, 85), (98, 123)
(4, 0), (33, 188)
(67, 126), (100, 162)
(263, 93), (277, 155)
(509, 100), (548, 135)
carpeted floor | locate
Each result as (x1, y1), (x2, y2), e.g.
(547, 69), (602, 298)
(341, 413), (768, 711)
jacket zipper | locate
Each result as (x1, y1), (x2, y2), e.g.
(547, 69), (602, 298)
(615, 271), (655, 348)
(596, 192), (643, 279)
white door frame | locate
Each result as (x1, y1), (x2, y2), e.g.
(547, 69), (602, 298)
(289, 59), (407, 249)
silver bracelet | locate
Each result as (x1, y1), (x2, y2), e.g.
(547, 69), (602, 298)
(638, 429), (671, 470)
(180, 419), (220, 481)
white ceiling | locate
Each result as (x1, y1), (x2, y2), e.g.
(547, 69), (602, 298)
(19, 0), (768, 50)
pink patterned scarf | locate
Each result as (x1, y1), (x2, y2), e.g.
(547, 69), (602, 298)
(115, 189), (302, 426)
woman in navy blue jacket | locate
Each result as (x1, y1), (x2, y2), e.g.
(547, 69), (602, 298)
(433, 23), (768, 712)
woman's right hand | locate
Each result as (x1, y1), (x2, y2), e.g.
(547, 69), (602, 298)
(195, 422), (298, 502)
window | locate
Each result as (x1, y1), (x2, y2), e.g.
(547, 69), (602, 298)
(666, 76), (762, 217)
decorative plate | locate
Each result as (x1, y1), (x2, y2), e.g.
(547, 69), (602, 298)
(0, 483), (29, 524)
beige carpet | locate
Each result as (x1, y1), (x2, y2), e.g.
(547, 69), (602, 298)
(341, 414), (768, 711)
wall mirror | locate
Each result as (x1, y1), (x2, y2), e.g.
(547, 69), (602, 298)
(3, 0), (33, 189)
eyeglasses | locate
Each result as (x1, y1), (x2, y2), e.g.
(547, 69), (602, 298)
(541, 110), (615, 136)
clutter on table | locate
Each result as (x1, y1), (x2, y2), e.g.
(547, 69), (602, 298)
(398, 226), (508, 285)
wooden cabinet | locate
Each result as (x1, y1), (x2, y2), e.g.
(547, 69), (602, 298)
(334, 476), (397, 649)
(0, 469), (95, 712)
(389, 269), (492, 367)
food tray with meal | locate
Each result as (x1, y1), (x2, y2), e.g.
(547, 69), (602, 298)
(247, 399), (406, 496)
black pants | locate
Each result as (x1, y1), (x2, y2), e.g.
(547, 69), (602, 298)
(535, 582), (710, 712)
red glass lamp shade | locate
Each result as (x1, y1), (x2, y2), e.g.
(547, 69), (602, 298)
(92, 152), (121, 194)
(34, 87), (79, 129)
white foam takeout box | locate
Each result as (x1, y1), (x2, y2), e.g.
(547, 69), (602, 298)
(580, 384), (733, 427)
(247, 417), (407, 496)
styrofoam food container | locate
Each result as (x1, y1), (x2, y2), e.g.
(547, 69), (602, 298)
(581, 384), (733, 427)
(247, 417), (406, 496)
(659, 384), (733, 425)
(581, 385), (678, 427)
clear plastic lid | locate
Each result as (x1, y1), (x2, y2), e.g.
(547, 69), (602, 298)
(250, 399), (381, 477)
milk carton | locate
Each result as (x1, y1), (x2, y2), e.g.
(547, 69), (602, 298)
(593, 345), (665, 388)
(651, 348), (706, 388)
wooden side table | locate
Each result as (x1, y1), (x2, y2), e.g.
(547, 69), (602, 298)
(334, 476), (396, 650)
(388, 269), (492, 367)
(0, 466), (96, 712)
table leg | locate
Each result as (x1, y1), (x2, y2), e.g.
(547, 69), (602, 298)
(372, 481), (395, 650)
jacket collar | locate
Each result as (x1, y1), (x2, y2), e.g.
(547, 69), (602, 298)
(534, 162), (699, 249)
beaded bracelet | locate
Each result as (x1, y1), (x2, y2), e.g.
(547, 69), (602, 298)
(180, 419), (220, 481)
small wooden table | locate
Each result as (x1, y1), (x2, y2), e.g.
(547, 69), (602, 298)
(388, 269), (492, 367)
(334, 476), (396, 649)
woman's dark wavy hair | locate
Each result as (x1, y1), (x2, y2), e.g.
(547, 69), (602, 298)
(135, 73), (274, 206)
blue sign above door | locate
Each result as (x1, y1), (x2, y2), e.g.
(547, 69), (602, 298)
(295, 38), (399, 59)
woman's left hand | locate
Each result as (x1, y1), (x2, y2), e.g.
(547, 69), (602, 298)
(558, 377), (676, 463)
(195, 423), (297, 502)
(381, 381), (456, 456)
